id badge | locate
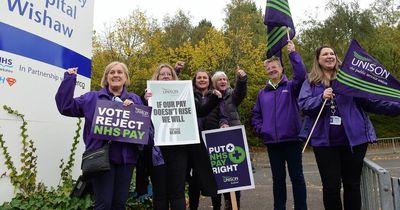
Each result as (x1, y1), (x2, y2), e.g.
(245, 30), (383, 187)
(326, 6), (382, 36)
(330, 116), (342, 125)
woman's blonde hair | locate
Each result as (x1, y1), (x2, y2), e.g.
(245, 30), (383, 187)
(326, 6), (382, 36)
(308, 46), (341, 87)
(100, 61), (130, 88)
(211, 71), (229, 89)
(151, 64), (179, 80)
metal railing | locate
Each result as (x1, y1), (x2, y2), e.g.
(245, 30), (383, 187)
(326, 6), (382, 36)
(368, 137), (400, 154)
(392, 177), (400, 210)
(361, 158), (399, 210)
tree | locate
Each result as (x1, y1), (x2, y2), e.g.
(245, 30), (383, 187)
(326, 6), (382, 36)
(371, 0), (400, 27)
(297, 0), (376, 67)
(224, 0), (266, 46)
(98, 9), (157, 62)
(161, 10), (193, 49)
(190, 28), (230, 73)
(190, 19), (214, 45)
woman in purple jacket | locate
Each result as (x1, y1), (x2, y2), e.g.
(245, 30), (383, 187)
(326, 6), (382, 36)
(298, 46), (400, 210)
(251, 41), (307, 210)
(55, 62), (143, 210)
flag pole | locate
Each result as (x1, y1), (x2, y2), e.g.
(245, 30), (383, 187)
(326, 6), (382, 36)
(302, 99), (328, 153)
(287, 28), (291, 41)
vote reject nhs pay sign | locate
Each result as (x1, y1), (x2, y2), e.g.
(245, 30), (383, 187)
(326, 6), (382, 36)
(90, 100), (152, 145)
(202, 125), (255, 193)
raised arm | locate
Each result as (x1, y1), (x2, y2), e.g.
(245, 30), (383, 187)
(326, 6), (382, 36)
(287, 41), (306, 95)
(55, 68), (86, 117)
(232, 68), (248, 106)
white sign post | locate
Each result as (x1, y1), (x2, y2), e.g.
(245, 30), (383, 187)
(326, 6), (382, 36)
(0, 0), (94, 203)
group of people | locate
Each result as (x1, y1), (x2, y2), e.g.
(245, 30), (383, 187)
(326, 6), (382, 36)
(55, 40), (400, 210)
(55, 58), (247, 209)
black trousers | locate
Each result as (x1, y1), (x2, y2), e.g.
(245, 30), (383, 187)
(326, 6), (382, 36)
(135, 149), (151, 196)
(313, 143), (368, 210)
(187, 142), (218, 210)
(160, 145), (188, 210)
(135, 148), (169, 210)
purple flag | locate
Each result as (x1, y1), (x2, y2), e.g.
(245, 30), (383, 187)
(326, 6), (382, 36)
(264, 0), (295, 58)
(332, 39), (400, 102)
(90, 100), (152, 144)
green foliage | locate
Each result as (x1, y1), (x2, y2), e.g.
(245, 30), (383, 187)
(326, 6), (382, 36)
(190, 19), (214, 45)
(162, 10), (193, 49)
(1, 189), (92, 210)
(0, 105), (38, 196)
(59, 118), (82, 188)
(91, 0), (400, 141)
(126, 196), (153, 210)
(0, 106), (92, 209)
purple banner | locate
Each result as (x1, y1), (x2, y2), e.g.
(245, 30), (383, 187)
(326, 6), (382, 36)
(202, 125), (255, 194)
(90, 100), (152, 145)
(264, 0), (295, 58)
(333, 39), (400, 102)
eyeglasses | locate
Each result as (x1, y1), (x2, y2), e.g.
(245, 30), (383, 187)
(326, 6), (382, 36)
(159, 72), (172, 77)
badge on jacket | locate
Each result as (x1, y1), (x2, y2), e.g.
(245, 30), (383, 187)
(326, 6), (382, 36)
(330, 116), (341, 125)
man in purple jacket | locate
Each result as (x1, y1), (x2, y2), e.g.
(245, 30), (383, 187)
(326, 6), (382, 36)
(251, 41), (307, 210)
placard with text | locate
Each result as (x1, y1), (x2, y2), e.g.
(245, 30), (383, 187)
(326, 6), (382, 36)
(147, 80), (200, 146)
(202, 125), (255, 194)
(90, 100), (152, 145)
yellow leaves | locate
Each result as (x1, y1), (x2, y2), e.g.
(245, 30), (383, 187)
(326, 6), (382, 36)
(190, 29), (230, 71)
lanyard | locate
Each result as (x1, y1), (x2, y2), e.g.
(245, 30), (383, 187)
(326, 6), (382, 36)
(330, 96), (337, 116)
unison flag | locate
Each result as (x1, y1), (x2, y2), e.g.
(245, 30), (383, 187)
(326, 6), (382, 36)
(264, 0), (295, 58)
(332, 39), (400, 102)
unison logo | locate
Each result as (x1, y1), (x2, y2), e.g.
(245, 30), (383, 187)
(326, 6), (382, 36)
(162, 88), (179, 94)
(135, 107), (149, 117)
(222, 176), (239, 183)
(351, 51), (390, 80)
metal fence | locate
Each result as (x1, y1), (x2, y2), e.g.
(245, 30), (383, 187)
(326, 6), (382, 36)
(392, 177), (400, 210)
(361, 158), (399, 210)
(367, 137), (400, 154)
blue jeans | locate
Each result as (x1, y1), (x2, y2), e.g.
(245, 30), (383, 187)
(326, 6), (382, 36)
(267, 141), (307, 210)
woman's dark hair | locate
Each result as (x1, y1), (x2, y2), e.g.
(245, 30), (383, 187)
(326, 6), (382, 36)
(192, 69), (212, 90)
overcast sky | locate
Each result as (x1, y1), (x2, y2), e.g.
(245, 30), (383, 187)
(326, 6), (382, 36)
(93, 0), (374, 32)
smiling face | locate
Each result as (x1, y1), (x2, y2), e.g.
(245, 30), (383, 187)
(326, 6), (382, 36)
(158, 67), (173, 81)
(106, 64), (127, 89)
(215, 75), (228, 91)
(265, 60), (283, 82)
(318, 47), (337, 71)
(195, 71), (210, 91)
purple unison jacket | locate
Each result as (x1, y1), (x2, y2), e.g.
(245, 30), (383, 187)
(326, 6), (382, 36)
(55, 72), (142, 165)
(298, 80), (400, 148)
(251, 52), (306, 145)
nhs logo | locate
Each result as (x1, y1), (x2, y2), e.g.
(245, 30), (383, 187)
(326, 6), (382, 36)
(0, 56), (13, 66)
(0, 56), (14, 73)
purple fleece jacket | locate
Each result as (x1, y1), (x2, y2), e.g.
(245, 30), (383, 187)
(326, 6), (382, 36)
(251, 51), (306, 145)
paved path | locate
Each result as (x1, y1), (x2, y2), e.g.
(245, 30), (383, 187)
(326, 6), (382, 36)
(197, 148), (400, 210)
